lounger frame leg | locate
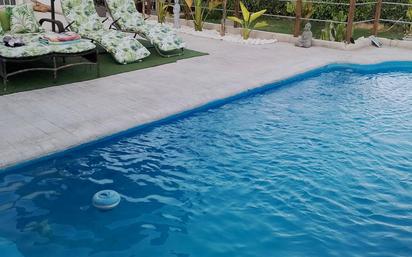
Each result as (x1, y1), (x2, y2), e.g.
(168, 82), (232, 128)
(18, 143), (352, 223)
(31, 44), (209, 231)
(0, 49), (98, 89)
(53, 56), (57, 83)
(154, 46), (184, 58)
(93, 49), (100, 78)
(1, 59), (7, 91)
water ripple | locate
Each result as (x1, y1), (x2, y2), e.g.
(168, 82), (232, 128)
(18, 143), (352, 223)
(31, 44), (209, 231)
(0, 71), (411, 257)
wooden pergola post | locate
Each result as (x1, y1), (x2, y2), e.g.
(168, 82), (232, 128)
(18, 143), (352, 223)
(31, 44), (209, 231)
(372, 0), (382, 36)
(141, 0), (146, 17)
(146, 0), (152, 16)
(221, 0), (227, 36)
(234, 0), (240, 28)
(346, 0), (356, 43)
(293, 0), (303, 37)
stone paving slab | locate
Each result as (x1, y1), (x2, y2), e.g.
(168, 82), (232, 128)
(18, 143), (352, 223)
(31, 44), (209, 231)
(1, 34), (412, 169)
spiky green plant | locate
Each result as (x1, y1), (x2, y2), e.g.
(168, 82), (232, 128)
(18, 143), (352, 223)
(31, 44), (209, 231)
(320, 23), (332, 41)
(286, 0), (313, 19)
(406, 0), (412, 36)
(227, 2), (268, 40)
(156, 0), (171, 24)
(331, 11), (347, 42)
(320, 11), (348, 42)
(183, 0), (222, 31)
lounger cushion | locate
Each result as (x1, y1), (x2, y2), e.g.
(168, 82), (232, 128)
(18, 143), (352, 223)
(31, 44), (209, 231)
(83, 30), (150, 64)
(0, 43), (50, 58)
(0, 34), (50, 58)
(38, 32), (96, 54)
(61, 0), (104, 32)
(106, 0), (145, 27)
(0, 33), (96, 58)
(10, 3), (42, 33)
(106, 0), (185, 52)
(61, 0), (150, 63)
(139, 21), (185, 52)
(48, 40), (96, 54)
(32, 32), (96, 54)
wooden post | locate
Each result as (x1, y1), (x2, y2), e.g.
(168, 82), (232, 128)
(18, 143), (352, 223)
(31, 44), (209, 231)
(372, 0), (382, 36)
(146, 0), (152, 16)
(234, 0), (240, 28)
(293, 0), (302, 37)
(221, 0), (227, 36)
(346, 0), (356, 43)
(142, 0), (146, 18)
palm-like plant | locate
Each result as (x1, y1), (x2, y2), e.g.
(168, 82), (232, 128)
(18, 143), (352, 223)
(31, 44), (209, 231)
(156, 0), (171, 23)
(406, 0), (412, 36)
(227, 2), (268, 40)
(183, 0), (222, 31)
(286, 0), (313, 19)
(332, 11), (347, 42)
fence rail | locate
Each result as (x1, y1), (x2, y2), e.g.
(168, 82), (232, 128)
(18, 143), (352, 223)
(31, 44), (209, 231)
(0, 0), (16, 5)
(169, 0), (412, 42)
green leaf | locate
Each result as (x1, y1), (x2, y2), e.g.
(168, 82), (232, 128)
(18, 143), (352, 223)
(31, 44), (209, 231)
(254, 21), (268, 29)
(286, 2), (295, 14)
(240, 2), (250, 22)
(250, 9), (266, 23)
(208, 0), (222, 10)
(227, 16), (243, 25)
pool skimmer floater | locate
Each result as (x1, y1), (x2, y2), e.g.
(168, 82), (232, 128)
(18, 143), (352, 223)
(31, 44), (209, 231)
(92, 190), (121, 210)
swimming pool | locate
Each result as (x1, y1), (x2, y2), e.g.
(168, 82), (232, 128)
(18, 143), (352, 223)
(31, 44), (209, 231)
(1, 63), (411, 257)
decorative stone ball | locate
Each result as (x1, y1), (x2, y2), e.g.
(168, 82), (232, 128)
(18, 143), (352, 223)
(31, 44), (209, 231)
(92, 190), (121, 210)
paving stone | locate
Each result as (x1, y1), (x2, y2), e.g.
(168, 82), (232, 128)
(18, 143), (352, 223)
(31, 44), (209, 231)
(1, 34), (412, 168)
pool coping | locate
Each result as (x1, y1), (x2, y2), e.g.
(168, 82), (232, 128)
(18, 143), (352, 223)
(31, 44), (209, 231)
(2, 60), (412, 172)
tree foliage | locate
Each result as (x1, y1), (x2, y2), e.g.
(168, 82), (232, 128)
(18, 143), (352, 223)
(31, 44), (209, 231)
(223, 0), (409, 22)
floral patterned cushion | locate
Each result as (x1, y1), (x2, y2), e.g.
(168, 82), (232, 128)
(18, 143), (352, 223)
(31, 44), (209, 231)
(0, 33), (96, 58)
(140, 21), (185, 52)
(11, 33), (45, 43)
(106, 0), (144, 28)
(60, 0), (103, 33)
(106, 0), (185, 52)
(39, 32), (96, 54)
(82, 30), (150, 64)
(48, 40), (96, 54)
(10, 3), (42, 34)
(61, 0), (150, 63)
(0, 43), (50, 58)
(0, 34), (50, 58)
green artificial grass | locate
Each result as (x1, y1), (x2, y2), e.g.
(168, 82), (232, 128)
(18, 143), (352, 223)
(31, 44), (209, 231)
(1, 46), (207, 96)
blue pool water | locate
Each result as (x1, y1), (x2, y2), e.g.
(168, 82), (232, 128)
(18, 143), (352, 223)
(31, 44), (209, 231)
(1, 65), (412, 257)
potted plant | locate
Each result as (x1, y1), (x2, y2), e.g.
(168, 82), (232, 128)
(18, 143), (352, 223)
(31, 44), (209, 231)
(156, 0), (171, 23)
(227, 2), (267, 40)
(183, 0), (222, 31)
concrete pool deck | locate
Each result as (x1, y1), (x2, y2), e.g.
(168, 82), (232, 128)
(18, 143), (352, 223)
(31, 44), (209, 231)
(1, 33), (412, 169)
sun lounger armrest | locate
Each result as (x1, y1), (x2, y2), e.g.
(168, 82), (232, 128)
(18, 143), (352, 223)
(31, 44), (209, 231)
(109, 18), (121, 30)
(39, 18), (65, 33)
(64, 21), (75, 32)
